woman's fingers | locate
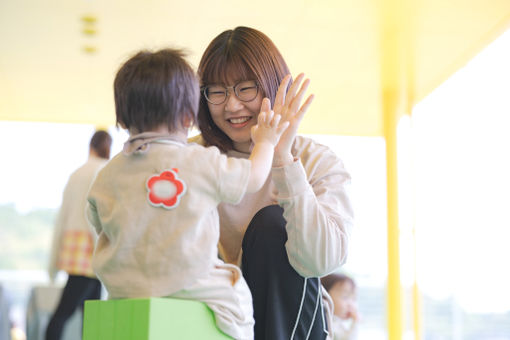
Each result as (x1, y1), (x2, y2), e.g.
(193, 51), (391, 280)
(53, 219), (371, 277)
(284, 73), (305, 108)
(272, 73), (312, 128)
(276, 120), (290, 135)
(274, 74), (291, 110)
(289, 78), (310, 114)
(295, 94), (314, 123)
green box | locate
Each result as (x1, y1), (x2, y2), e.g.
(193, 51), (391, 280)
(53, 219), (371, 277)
(83, 298), (232, 340)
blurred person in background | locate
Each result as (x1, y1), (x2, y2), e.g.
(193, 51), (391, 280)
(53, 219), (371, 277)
(45, 130), (112, 340)
(321, 273), (359, 340)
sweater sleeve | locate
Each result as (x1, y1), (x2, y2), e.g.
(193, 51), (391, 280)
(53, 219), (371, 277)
(86, 198), (102, 235)
(271, 139), (354, 277)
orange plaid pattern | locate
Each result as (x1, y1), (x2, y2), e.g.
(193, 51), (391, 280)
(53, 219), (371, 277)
(57, 230), (95, 277)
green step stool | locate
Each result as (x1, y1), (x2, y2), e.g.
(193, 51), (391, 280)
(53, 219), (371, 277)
(83, 298), (232, 340)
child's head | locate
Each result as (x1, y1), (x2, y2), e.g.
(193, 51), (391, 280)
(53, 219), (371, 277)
(321, 273), (357, 320)
(114, 48), (199, 134)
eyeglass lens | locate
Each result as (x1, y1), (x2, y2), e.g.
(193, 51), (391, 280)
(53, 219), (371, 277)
(204, 80), (258, 104)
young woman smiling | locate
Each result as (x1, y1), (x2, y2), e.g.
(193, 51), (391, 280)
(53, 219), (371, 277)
(192, 26), (354, 340)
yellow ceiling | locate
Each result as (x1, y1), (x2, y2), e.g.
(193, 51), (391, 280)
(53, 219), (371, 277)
(1, 0), (509, 136)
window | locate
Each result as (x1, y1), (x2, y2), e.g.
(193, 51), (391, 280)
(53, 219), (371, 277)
(308, 134), (388, 339)
(412, 28), (510, 340)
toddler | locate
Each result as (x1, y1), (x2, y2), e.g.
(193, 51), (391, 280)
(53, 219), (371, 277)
(86, 48), (288, 340)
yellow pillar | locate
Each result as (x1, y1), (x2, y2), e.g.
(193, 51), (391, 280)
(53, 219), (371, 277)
(413, 227), (422, 340)
(382, 89), (403, 340)
(379, 0), (410, 338)
(380, 0), (423, 335)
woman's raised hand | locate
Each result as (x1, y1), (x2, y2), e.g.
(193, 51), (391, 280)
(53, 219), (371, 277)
(271, 73), (314, 167)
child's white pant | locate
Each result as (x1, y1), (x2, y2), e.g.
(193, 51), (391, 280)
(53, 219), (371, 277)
(170, 259), (254, 340)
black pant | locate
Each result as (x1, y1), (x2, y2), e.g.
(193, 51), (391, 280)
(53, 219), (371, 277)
(242, 205), (327, 340)
(45, 275), (102, 340)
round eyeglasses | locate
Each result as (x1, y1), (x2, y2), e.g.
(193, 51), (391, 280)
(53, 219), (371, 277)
(202, 80), (259, 105)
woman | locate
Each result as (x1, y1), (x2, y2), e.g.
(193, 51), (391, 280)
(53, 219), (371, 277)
(193, 26), (354, 339)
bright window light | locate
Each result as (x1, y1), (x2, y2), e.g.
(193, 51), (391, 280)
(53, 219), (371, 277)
(412, 28), (510, 338)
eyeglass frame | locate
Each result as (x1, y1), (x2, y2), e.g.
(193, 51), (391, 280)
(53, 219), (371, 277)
(201, 80), (259, 105)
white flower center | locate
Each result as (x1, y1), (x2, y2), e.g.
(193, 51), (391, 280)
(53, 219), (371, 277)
(153, 180), (177, 199)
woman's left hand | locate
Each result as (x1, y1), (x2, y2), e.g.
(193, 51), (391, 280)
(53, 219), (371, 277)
(268, 73), (314, 167)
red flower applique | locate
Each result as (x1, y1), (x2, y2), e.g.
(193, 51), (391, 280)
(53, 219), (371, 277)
(146, 168), (186, 209)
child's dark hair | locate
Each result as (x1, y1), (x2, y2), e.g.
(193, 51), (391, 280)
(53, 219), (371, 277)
(114, 48), (199, 133)
(89, 130), (112, 159)
(321, 273), (356, 292)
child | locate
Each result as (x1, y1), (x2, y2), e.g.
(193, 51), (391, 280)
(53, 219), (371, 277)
(86, 48), (288, 340)
(321, 273), (359, 340)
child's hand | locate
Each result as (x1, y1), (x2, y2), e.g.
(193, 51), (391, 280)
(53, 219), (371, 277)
(250, 107), (289, 147)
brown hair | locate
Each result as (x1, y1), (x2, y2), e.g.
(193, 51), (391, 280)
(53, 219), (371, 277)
(114, 48), (199, 133)
(321, 273), (356, 293)
(89, 130), (112, 159)
(197, 26), (291, 152)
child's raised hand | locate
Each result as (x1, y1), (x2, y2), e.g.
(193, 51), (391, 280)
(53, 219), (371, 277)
(251, 101), (290, 147)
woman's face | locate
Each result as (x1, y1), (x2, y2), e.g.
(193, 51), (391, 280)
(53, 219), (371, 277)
(207, 80), (263, 153)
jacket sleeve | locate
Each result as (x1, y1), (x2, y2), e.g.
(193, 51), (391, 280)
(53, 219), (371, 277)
(85, 198), (102, 236)
(271, 141), (354, 278)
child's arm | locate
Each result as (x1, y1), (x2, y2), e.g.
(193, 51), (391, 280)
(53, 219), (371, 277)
(86, 199), (103, 235)
(247, 100), (289, 193)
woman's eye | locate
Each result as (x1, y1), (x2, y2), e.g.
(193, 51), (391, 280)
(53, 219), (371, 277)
(239, 86), (255, 92)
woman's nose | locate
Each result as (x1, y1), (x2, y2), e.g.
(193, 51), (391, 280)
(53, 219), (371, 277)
(224, 90), (243, 111)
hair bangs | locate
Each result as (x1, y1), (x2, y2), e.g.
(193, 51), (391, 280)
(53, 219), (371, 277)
(201, 50), (255, 86)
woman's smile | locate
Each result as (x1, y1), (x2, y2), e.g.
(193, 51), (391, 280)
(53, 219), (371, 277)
(208, 89), (263, 152)
(227, 116), (252, 126)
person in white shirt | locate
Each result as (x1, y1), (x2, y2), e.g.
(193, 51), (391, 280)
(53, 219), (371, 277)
(86, 48), (289, 340)
(192, 26), (354, 339)
(46, 130), (111, 340)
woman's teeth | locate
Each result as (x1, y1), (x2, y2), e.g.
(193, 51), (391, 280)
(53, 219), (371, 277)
(229, 117), (250, 124)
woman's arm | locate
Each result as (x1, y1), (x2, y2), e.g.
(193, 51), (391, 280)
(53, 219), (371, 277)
(269, 74), (353, 277)
(273, 137), (354, 277)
